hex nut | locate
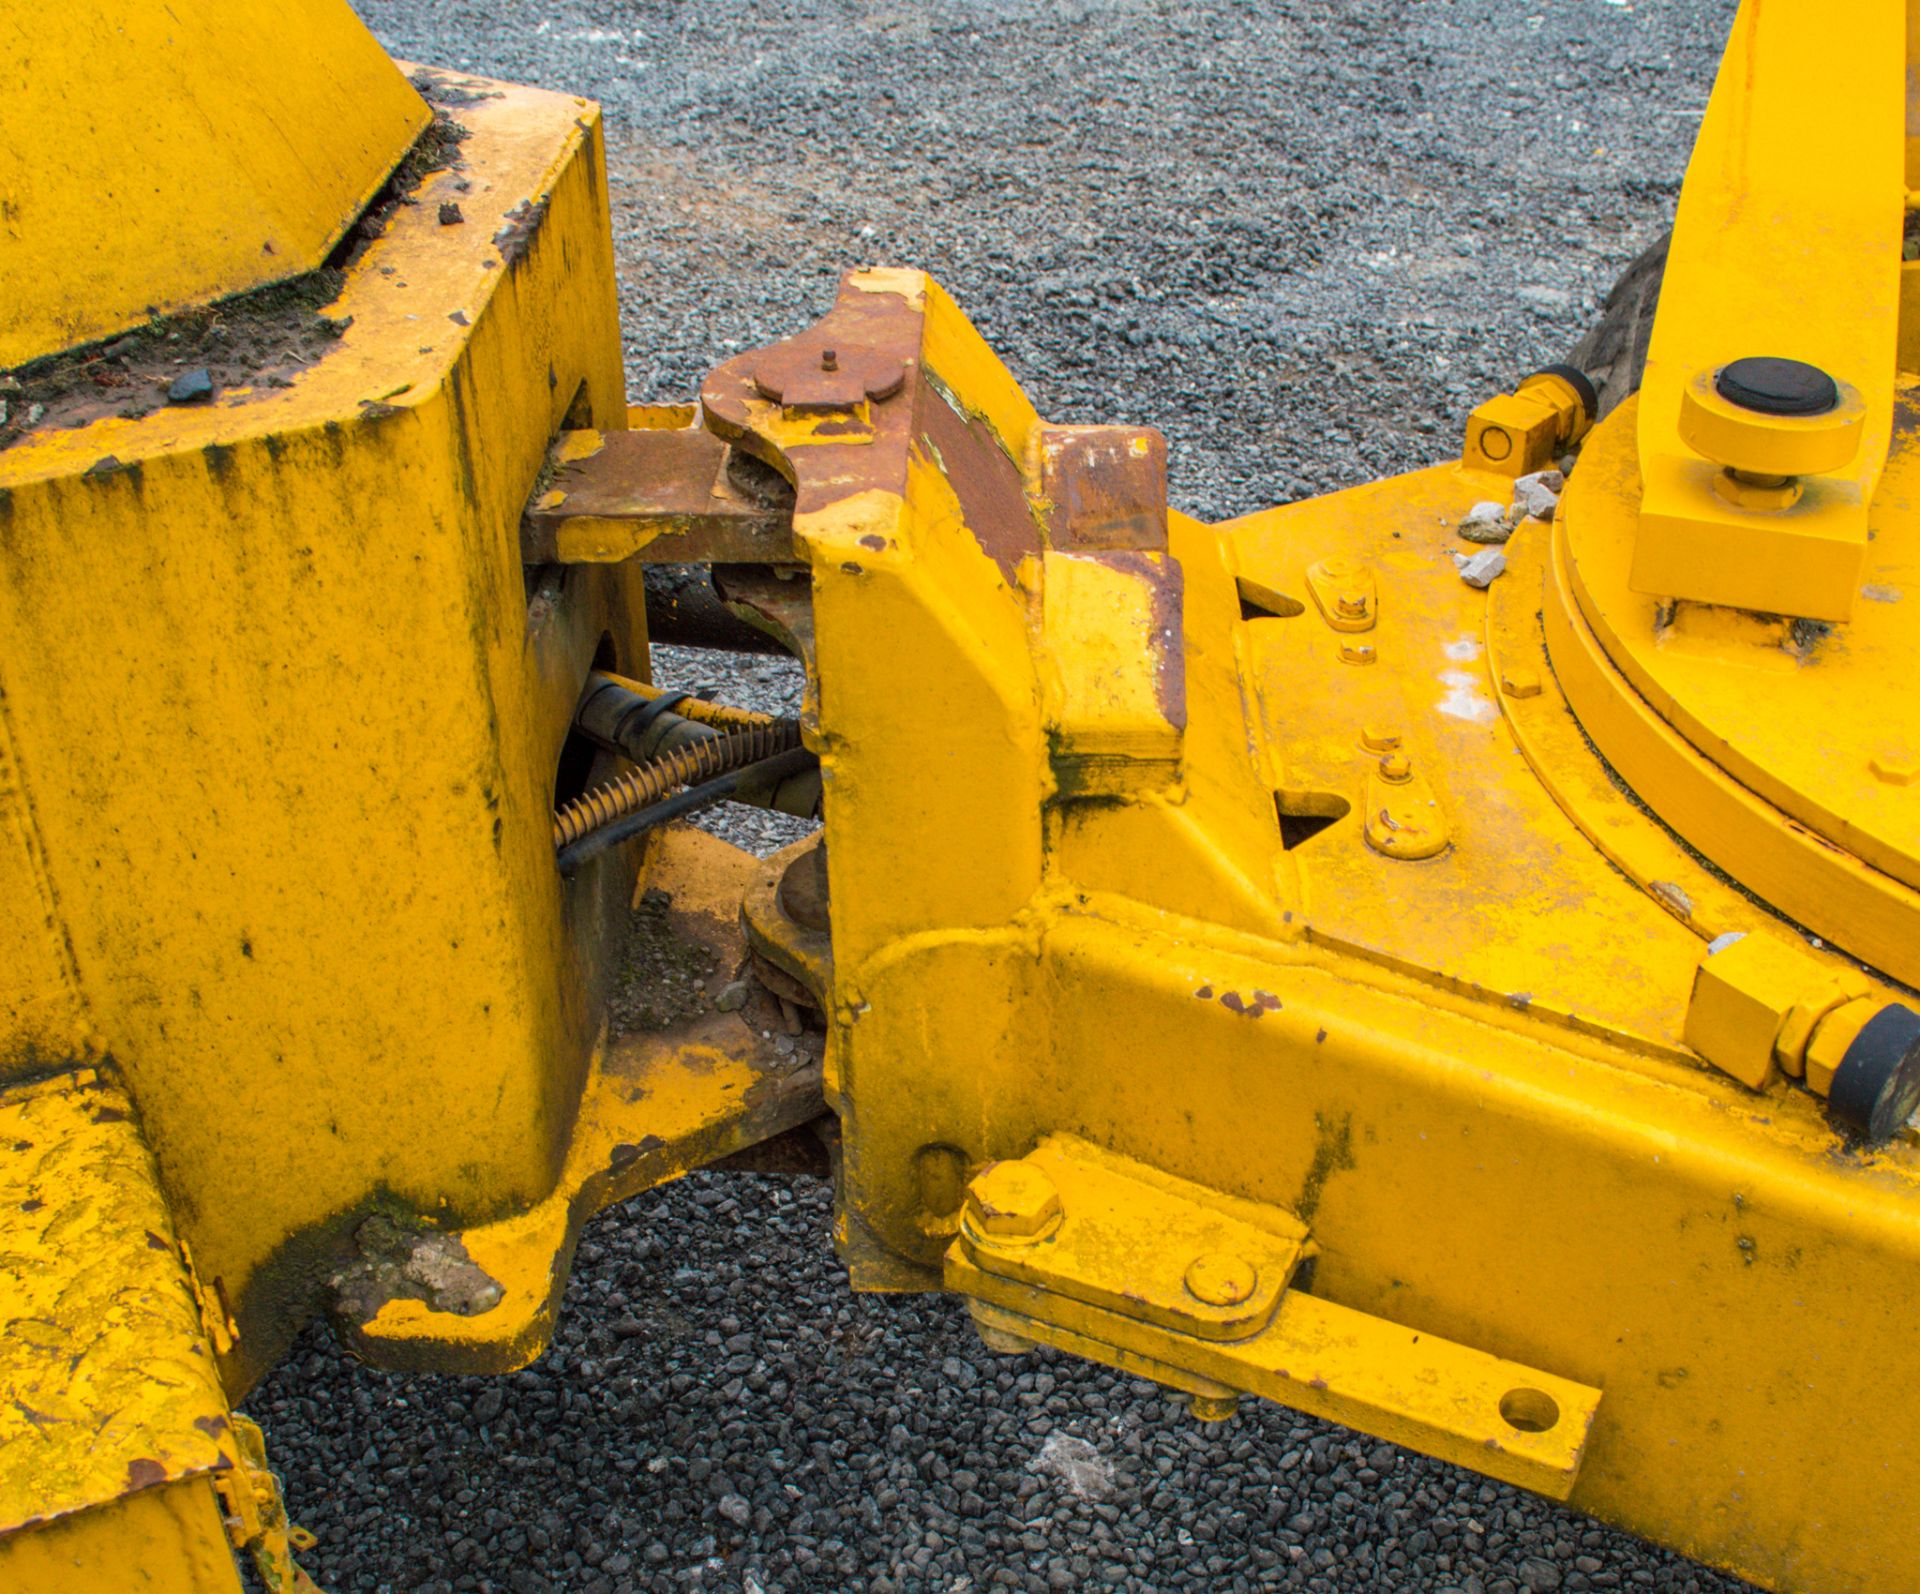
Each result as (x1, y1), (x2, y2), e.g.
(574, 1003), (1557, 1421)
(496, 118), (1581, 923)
(963, 1161), (1063, 1243)
(1804, 996), (1879, 1097)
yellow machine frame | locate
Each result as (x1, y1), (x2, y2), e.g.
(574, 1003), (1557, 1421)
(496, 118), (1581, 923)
(3, 3), (1918, 1591)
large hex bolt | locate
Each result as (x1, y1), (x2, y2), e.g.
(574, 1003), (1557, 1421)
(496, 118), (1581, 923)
(961, 1161), (1064, 1246)
(1678, 355), (1865, 511)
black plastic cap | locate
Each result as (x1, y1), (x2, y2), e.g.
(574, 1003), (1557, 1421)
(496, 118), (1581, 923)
(1715, 357), (1839, 417)
(1829, 1003), (1920, 1146)
(1531, 363), (1599, 425)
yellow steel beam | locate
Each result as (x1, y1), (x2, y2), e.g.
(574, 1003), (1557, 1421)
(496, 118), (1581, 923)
(1, 1482), (245, 1594)
(0, 1), (428, 368)
(0, 1072), (233, 1541)
(1630, 0), (1903, 619)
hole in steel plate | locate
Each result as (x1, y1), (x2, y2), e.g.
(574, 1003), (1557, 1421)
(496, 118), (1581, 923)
(1236, 574), (1306, 622)
(1499, 1386), (1560, 1433)
(1274, 791), (1351, 851)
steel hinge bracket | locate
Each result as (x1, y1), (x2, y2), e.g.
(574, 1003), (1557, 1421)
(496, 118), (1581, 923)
(945, 1133), (1601, 1499)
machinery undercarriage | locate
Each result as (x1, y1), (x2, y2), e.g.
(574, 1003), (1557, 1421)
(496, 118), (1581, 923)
(2, 3), (1916, 1590)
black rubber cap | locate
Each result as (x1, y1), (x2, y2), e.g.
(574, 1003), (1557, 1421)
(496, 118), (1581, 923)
(1715, 356), (1839, 417)
(1531, 363), (1599, 424)
(1829, 1003), (1920, 1146)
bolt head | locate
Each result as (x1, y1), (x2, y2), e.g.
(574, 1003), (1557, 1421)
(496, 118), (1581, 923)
(1360, 725), (1401, 753)
(1377, 752), (1413, 784)
(964, 1162), (1063, 1242)
(1339, 641), (1377, 666)
(1871, 749), (1920, 787)
(1500, 668), (1542, 700)
(1184, 1252), (1258, 1307)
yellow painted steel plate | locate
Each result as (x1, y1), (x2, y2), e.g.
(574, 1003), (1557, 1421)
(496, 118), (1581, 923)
(1566, 394), (1920, 893)
(0, 0), (428, 369)
(0, 1073), (232, 1536)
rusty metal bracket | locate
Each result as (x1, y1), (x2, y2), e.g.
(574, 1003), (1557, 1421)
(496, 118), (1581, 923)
(522, 426), (797, 566)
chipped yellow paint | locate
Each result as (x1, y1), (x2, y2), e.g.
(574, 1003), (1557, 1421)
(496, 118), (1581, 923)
(847, 267), (930, 308)
(0, 1072), (233, 1538)
(1037, 549), (1183, 798)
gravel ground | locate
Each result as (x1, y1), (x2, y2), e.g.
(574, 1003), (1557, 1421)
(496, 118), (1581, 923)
(247, 3), (1751, 1591)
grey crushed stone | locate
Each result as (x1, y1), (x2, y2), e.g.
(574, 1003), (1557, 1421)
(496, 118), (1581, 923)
(247, 2), (1753, 1590)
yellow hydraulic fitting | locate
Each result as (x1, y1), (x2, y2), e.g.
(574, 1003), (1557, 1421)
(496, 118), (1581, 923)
(1684, 931), (1833, 1091)
(1461, 364), (1596, 477)
(1803, 997), (1881, 1098)
(1686, 933), (1920, 1140)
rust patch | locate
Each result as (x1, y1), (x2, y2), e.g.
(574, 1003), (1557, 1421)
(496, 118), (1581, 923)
(18, 1198), (41, 1213)
(521, 427), (795, 566)
(192, 1413), (228, 1439)
(1037, 424), (1169, 551)
(1098, 549), (1186, 730)
(1219, 989), (1281, 1017)
(750, 341), (905, 410)
(858, 533), (888, 551)
(916, 378), (1042, 583)
(1194, 984), (1214, 1000)
(144, 1229), (172, 1251)
(124, 1457), (167, 1492)
(700, 281), (922, 519)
